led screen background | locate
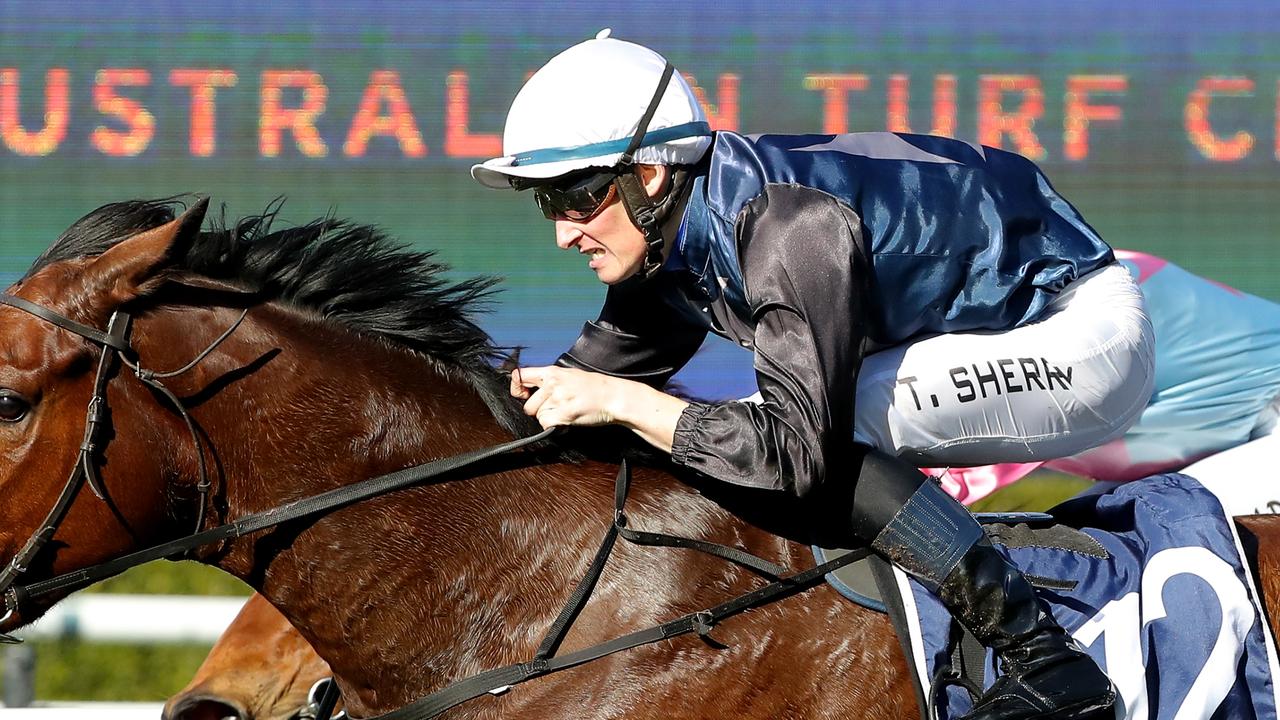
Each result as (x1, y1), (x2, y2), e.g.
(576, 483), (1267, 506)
(1, 0), (1278, 399)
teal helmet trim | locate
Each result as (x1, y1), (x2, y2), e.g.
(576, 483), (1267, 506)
(510, 121), (712, 168)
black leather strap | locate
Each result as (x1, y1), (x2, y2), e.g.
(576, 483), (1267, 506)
(0, 296), (247, 621)
(618, 63), (675, 166)
(369, 547), (868, 720)
(0, 310), (134, 635)
(614, 62), (677, 279)
(359, 457), (865, 720)
(611, 459), (786, 580)
(533, 473), (623, 661)
(0, 294), (131, 352)
(533, 460), (785, 662)
(12, 427), (559, 606)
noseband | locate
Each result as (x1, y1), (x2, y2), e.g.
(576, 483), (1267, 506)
(0, 293), (246, 635)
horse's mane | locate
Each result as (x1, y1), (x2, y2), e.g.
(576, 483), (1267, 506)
(27, 197), (542, 441)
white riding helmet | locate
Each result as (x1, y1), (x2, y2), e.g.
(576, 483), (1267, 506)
(471, 29), (713, 190)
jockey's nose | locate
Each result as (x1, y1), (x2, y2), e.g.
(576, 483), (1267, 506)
(554, 221), (581, 250)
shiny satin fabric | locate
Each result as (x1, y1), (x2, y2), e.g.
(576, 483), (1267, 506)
(561, 130), (1124, 499)
(678, 130), (1114, 347)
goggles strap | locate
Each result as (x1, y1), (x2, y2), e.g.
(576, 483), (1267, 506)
(616, 62), (678, 278)
(619, 63), (675, 166)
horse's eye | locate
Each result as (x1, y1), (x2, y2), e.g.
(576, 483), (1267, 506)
(0, 392), (30, 422)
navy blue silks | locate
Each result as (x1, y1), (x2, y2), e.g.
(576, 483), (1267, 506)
(675, 131), (1114, 345)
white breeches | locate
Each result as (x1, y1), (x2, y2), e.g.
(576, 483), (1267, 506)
(1181, 416), (1280, 517)
(852, 263), (1155, 466)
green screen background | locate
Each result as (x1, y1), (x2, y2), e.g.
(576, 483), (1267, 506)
(2, 0), (1278, 397)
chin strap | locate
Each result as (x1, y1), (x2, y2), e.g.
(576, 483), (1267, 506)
(614, 171), (670, 279)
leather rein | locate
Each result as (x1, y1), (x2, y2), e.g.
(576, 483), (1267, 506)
(0, 292), (868, 719)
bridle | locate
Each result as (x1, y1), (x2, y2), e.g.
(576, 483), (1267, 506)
(0, 288), (567, 652)
(0, 292), (869, 720)
(0, 292), (247, 634)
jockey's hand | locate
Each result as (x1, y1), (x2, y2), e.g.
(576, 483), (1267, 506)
(509, 366), (689, 454)
(510, 365), (627, 428)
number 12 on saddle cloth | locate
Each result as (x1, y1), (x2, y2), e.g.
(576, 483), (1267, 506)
(892, 473), (1280, 719)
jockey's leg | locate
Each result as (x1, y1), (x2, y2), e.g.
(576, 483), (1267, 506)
(852, 264), (1153, 468)
(848, 447), (1116, 720)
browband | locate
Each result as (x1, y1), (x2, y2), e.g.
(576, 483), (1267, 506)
(0, 294), (131, 352)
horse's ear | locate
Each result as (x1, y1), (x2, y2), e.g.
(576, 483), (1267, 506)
(86, 197), (209, 305)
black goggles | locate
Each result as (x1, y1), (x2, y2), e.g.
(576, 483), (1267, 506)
(513, 170), (620, 222)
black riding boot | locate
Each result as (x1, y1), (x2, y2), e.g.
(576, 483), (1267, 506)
(935, 538), (1116, 720)
(849, 449), (1116, 720)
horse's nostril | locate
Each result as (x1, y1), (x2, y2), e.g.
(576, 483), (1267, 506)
(167, 696), (247, 720)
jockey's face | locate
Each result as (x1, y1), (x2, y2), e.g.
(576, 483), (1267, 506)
(554, 164), (667, 285)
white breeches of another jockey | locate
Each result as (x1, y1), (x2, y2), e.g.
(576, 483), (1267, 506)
(1182, 410), (1280, 517)
(852, 263), (1155, 466)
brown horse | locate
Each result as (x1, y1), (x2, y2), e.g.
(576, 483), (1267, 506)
(164, 593), (336, 720)
(169, 512), (1280, 720)
(5, 198), (1280, 719)
(0, 198), (916, 719)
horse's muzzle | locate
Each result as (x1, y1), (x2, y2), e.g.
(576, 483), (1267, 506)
(163, 693), (249, 720)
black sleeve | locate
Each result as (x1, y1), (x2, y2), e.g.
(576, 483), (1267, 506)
(670, 184), (872, 498)
(556, 273), (709, 388)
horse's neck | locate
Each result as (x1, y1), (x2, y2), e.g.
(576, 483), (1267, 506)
(163, 304), (638, 712)
(260, 463), (619, 709)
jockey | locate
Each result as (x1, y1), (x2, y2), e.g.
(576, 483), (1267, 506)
(475, 31), (1153, 720)
(934, 251), (1280, 513)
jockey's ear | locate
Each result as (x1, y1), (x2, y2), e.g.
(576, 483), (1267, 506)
(637, 164), (669, 199)
(85, 197), (208, 306)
